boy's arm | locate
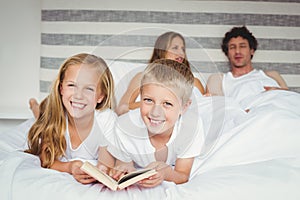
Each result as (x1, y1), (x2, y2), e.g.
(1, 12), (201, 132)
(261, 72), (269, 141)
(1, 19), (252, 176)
(140, 157), (194, 187)
(97, 146), (115, 174)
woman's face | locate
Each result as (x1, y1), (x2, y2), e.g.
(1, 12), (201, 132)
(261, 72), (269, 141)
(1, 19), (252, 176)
(165, 36), (186, 63)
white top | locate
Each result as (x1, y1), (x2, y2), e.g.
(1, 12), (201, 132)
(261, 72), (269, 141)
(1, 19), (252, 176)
(108, 108), (204, 168)
(63, 109), (117, 161)
(222, 69), (279, 104)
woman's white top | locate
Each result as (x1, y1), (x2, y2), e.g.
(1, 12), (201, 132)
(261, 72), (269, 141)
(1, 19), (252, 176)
(63, 109), (117, 161)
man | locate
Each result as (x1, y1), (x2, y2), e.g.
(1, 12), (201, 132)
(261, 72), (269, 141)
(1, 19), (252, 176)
(206, 26), (288, 103)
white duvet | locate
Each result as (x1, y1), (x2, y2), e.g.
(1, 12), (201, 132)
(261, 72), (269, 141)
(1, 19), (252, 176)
(1, 90), (300, 200)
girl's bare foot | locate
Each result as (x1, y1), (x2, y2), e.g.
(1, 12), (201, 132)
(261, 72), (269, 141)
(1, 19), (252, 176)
(29, 98), (40, 119)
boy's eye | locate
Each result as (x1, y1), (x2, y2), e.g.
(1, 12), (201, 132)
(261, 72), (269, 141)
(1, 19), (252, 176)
(143, 98), (153, 104)
(164, 102), (173, 107)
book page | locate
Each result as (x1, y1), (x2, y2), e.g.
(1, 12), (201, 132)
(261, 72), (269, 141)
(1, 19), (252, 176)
(80, 161), (118, 191)
(118, 169), (157, 190)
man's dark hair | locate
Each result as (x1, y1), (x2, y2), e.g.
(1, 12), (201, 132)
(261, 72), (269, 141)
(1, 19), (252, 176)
(221, 26), (258, 58)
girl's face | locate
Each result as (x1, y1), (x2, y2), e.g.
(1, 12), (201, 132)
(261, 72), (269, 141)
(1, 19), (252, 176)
(140, 83), (183, 137)
(60, 64), (104, 120)
(165, 36), (186, 63)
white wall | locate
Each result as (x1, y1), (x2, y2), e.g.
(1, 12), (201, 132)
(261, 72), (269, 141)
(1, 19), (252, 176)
(0, 0), (40, 132)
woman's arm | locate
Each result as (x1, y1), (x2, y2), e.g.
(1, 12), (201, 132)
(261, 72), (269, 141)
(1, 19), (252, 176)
(194, 77), (205, 95)
(115, 72), (143, 115)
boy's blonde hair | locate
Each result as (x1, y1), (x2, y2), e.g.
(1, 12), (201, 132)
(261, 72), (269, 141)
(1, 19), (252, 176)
(25, 53), (115, 168)
(141, 59), (194, 105)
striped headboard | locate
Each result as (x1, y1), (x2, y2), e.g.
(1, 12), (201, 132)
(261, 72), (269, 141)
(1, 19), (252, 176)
(40, 0), (300, 99)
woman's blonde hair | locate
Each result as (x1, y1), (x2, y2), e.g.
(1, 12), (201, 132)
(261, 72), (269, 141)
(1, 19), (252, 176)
(141, 59), (194, 105)
(25, 53), (115, 168)
(149, 31), (190, 68)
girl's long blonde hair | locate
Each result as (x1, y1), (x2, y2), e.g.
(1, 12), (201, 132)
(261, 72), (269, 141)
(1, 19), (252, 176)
(25, 53), (115, 168)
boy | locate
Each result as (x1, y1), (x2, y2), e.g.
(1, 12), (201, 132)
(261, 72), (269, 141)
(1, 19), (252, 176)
(108, 59), (204, 188)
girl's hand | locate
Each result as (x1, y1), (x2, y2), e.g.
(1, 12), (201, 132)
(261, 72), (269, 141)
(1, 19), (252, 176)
(138, 162), (171, 188)
(70, 160), (96, 184)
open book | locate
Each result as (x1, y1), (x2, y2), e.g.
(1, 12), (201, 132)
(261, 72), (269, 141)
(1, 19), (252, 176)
(80, 161), (157, 191)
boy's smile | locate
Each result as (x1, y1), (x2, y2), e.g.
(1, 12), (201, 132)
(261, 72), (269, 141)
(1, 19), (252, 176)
(140, 83), (183, 137)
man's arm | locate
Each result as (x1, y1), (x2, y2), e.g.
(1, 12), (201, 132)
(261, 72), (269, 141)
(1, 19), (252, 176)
(205, 73), (224, 96)
(265, 70), (288, 89)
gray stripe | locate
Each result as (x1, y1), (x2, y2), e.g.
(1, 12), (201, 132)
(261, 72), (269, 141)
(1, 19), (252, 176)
(41, 33), (300, 51)
(42, 10), (300, 27)
(40, 79), (300, 93)
(40, 80), (52, 93)
(239, 0), (300, 2)
(190, 61), (300, 74)
(41, 57), (300, 74)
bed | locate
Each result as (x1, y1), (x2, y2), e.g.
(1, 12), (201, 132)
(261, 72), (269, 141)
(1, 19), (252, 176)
(1, 61), (300, 200)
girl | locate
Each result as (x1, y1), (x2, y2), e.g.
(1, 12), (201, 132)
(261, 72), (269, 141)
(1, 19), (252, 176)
(115, 31), (205, 115)
(25, 53), (116, 184)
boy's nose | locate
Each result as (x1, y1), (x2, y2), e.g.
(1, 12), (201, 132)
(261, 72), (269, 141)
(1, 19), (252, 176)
(150, 104), (164, 117)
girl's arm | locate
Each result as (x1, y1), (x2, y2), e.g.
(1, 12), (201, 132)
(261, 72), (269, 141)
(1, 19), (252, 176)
(51, 159), (96, 184)
(115, 73), (142, 115)
(140, 157), (194, 187)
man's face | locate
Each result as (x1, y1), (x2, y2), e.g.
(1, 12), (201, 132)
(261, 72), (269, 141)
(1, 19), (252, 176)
(227, 36), (254, 69)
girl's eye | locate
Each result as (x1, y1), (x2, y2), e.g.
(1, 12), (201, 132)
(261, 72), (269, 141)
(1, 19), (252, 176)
(67, 83), (75, 87)
(86, 87), (94, 92)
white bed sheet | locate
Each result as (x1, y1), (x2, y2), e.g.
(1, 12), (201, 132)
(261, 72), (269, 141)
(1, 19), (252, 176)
(1, 90), (300, 200)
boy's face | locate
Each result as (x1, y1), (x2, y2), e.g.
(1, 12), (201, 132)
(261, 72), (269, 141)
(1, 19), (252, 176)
(140, 83), (183, 137)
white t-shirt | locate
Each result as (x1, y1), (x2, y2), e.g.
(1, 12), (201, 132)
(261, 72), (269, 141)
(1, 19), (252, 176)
(63, 109), (117, 161)
(108, 108), (204, 169)
(222, 69), (279, 104)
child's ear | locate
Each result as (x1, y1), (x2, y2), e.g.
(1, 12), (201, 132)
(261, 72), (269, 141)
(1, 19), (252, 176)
(181, 99), (192, 114)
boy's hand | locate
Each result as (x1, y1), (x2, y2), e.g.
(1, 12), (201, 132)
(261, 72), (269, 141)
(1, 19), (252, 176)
(138, 161), (171, 188)
(110, 163), (136, 180)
